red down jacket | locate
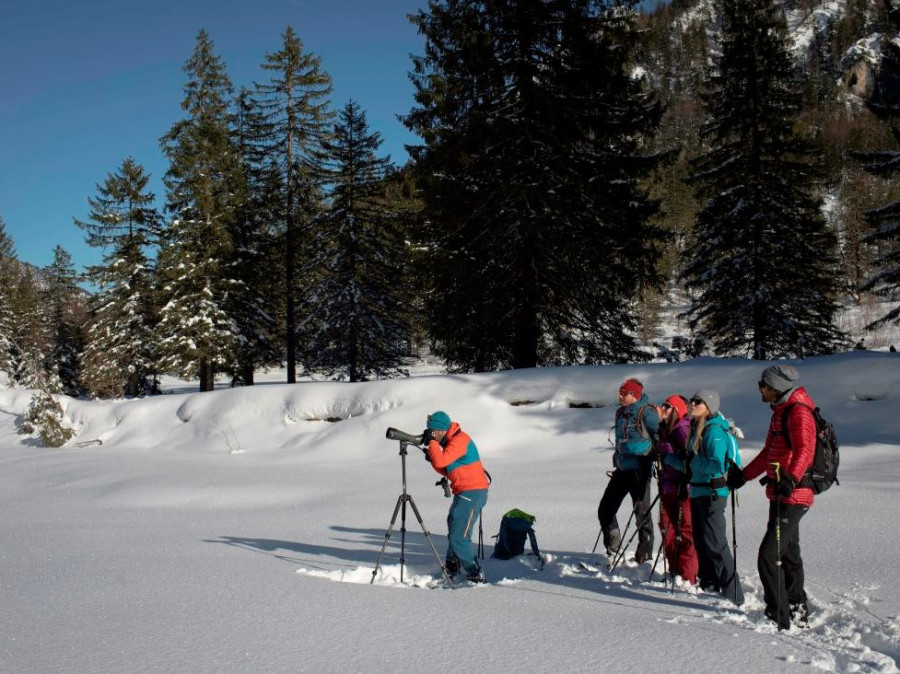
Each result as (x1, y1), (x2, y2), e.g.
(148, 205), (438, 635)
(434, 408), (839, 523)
(743, 387), (817, 507)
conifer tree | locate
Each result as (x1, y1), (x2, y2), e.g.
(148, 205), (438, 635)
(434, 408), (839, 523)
(8, 266), (57, 391)
(227, 87), (283, 385)
(254, 26), (333, 383)
(683, 0), (847, 359)
(75, 158), (159, 397)
(158, 29), (242, 391)
(301, 101), (412, 381)
(0, 217), (17, 383)
(853, 0), (900, 329)
(406, 0), (664, 371)
(44, 245), (84, 396)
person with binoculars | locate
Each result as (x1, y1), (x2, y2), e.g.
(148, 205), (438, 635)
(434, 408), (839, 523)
(424, 411), (490, 583)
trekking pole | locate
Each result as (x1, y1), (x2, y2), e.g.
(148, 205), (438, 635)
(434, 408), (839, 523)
(649, 457), (667, 584)
(772, 461), (783, 626)
(609, 492), (660, 572)
(591, 528), (603, 556)
(478, 512), (485, 560)
(671, 499), (683, 594)
(728, 459), (739, 605)
(600, 501), (636, 561)
(730, 488), (739, 604)
(649, 537), (666, 584)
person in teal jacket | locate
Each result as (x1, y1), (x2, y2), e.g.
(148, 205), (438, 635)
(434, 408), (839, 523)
(687, 389), (744, 605)
(598, 378), (660, 563)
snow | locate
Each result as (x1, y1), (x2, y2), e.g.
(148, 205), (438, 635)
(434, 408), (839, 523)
(2, 352), (900, 672)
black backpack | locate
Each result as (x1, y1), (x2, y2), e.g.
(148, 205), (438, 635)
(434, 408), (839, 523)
(782, 403), (839, 494)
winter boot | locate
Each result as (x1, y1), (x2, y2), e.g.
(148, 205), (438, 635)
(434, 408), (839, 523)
(466, 568), (487, 584)
(790, 602), (809, 628)
(605, 528), (622, 558)
(445, 556), (460, 577)
(764, 608), (791, 631)
(632, 550), (651, 564)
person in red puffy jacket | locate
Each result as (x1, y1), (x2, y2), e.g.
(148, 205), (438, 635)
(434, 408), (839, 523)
(727, 364), (816, 630)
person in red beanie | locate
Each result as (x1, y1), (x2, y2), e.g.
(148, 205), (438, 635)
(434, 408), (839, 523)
(598, 378), (660, 563)
(655, 394), (698, 585)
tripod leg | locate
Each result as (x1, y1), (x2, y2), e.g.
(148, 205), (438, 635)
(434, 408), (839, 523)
(407, 495), (451, 582)
(370, 495), (405, 585)
(400, 497), (408, 584)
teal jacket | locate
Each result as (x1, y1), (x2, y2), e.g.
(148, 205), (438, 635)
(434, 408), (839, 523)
(613, 394), (660, 471)
(687, 413), (738, 499)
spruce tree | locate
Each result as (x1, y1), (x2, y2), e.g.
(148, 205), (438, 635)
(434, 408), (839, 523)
(75, 157), (159, 397)
(254, 26), (333, 383)
(683, 0), (847, 359)
(853, 1), (900, 329)
(8, 266), (56, 391)
(158, 29), (242, 391)
(301, 101), (412, 381)
(44, 245), (84, 396)
(0, 217), (17, 383)
(227, 87), (283, 385)
(406, 0), (665, 371)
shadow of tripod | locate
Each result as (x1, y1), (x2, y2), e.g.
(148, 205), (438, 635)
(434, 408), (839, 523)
(371, 432), (449, 585)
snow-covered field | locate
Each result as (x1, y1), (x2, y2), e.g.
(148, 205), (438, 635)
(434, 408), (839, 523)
(2, 352), (900, 673)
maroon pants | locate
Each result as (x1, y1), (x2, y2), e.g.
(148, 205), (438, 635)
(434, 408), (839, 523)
(658, 491), (698, 585)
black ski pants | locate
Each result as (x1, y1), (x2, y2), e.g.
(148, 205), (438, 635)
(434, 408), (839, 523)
(758, 501), (808, 629)
(598, 464), (653, 559)
(691, 494), (744, 606)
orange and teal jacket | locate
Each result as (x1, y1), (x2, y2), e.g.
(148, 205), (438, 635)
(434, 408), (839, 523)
(427, 422), (490, 494)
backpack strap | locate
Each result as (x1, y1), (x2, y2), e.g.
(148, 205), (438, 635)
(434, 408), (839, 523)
(779, 402), (815, 485)
(781, 403), (799, 447)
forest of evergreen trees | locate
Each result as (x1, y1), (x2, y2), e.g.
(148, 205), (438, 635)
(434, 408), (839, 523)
(2, 0), (900, 402)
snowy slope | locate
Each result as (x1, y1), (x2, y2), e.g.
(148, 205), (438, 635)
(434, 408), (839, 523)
(1, 352), (899, 672)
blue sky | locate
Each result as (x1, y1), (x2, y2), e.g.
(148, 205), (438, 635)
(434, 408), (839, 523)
(1, 0), (661, 276)
(1, 0), (426, 274)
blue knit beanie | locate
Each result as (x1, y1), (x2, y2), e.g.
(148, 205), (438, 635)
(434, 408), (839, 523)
(426, 410), (452, 431)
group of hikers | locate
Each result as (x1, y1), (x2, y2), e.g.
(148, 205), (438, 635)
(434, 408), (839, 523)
(420, 363), (818, 630)
(601, 363), (818, 630)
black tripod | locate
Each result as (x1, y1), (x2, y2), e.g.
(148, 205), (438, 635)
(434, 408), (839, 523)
(371, 440), (448, 584)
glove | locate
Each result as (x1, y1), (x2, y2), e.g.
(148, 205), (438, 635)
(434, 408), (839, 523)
(726, 468), (747, 491)
(774, 474), (796, 499)
(677, 479), (689, 500)
(421, 429), (433, 445)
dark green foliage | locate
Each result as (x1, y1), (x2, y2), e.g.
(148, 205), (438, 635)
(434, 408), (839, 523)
(158, 30), (242, 391)
(0, 217), (17, 382)
(44, 246), (84, 396)
(22, 390), (74, 447)
(853, 2), (900, 328)
(75, 158), (159, 397)
(301, 101), (413, 381)
(684, 0), (847, 359)
(254, 26), (334, 383)
(406, 0), (665, 371)
(225, 88), (284, 385)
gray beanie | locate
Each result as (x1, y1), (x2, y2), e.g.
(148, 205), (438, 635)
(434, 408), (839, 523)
(691, 389), (720, 416)
(761, 364), (799, 393)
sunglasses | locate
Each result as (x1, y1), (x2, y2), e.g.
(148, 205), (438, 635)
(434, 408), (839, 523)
(690, 398), (705, 406)
(618, 389), (632, 397)
(757, 380), (769, 389)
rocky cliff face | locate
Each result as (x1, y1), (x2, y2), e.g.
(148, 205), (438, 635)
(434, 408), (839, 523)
(651, 0), (900, 108)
